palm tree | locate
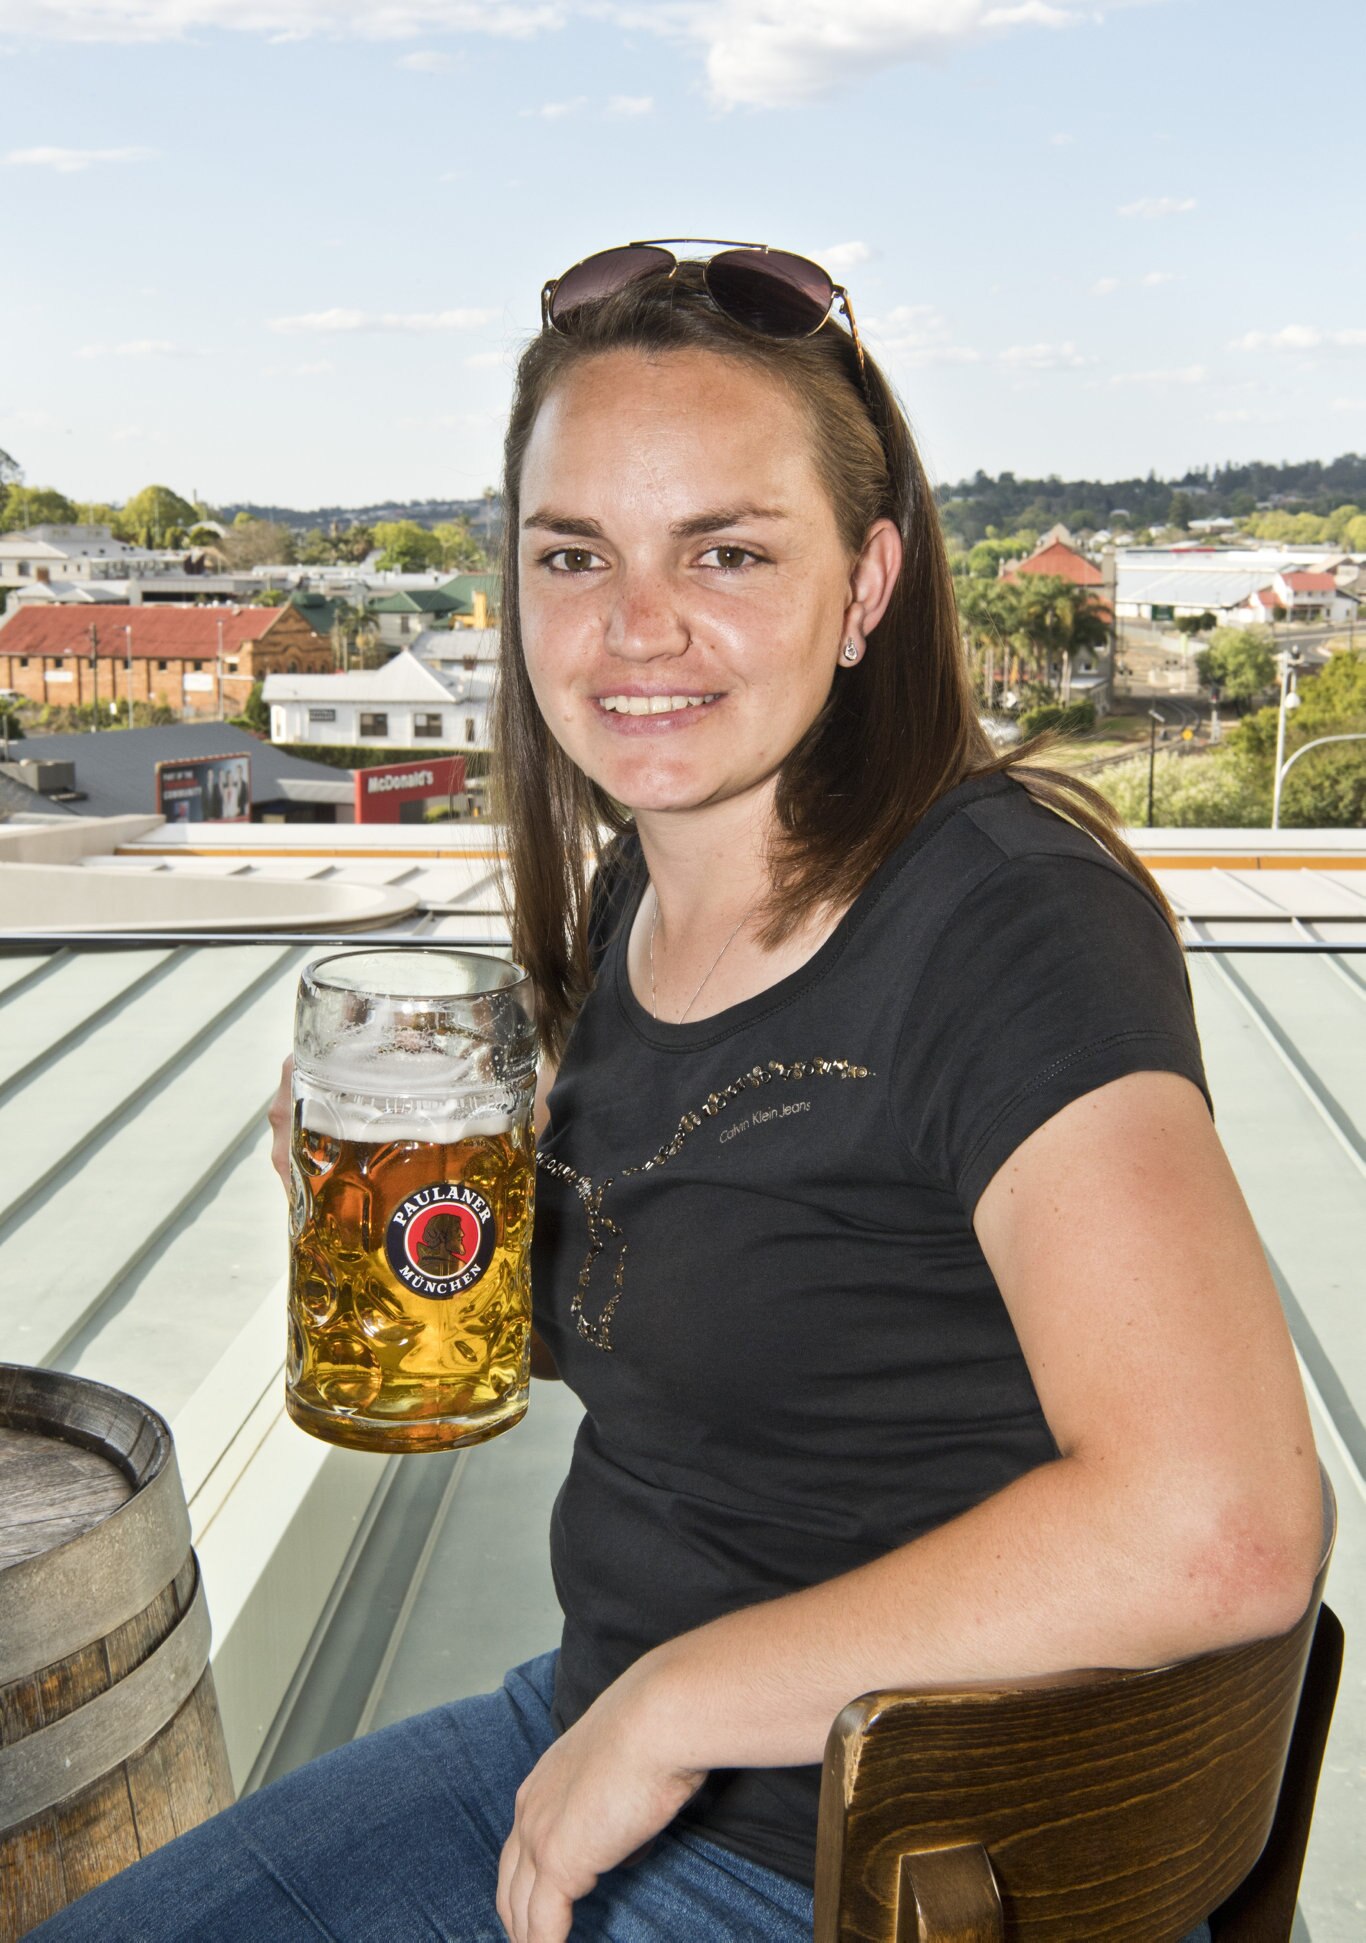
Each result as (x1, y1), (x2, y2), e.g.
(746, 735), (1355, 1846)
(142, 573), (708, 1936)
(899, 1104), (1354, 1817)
(1006, 575), (1109, 702)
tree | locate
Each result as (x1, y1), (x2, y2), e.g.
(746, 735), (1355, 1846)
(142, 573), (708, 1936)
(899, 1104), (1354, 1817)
(373, 519), (444, 572)
(0, 486), (78, 533)
(1006, 574), (1109, 698)
(0, 446), (20, 526)
(1195, 627), (1276, 709)
(74, 500), (130, 536)
(119, 484), (199, 548)
(294, 528), (337, 566)
(955, 576), (1022, 701)
(1167, 491), (1195, 530)
(332, 522), (375, 563)
(432, 518), (489, 572)
(229, 681), (270, 733)
(1173, 612), (1217, 638)
(1345, 514), (1366, 553)
(1093, 748), (1267, 828)
(961, 533), (1035, 578)
(219, 520), (296, 569)
(1323, 504), (1362, 544)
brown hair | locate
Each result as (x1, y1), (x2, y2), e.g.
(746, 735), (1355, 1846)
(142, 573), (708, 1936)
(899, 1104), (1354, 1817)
(493, 263), (1173, 1060)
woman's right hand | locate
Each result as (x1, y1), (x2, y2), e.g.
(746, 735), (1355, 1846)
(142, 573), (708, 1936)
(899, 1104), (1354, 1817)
(268, 1054), (293, 1191)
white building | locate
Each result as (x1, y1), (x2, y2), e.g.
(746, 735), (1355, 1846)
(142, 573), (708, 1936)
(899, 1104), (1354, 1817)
(1225, 570), (1359, 628)
(1115, 549), (1363, 626)
(0, 524), (167, 591)
(264, 648), (492, 751)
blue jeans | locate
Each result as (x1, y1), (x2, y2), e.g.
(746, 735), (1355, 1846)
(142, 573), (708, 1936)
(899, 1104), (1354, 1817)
(31, 1649), (1214, 1942)
(31, 1652), (814, 1941)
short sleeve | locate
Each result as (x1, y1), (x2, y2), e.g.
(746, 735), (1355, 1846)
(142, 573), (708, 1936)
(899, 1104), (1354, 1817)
(892, 852), (1212, 1216)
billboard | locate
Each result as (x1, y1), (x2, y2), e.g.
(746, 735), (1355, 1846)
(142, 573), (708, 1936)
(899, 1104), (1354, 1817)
(354, 755), (466, 824)
(155, 752), (253, 823)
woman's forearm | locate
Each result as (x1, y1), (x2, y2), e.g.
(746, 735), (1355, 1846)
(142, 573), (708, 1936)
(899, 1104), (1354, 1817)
(630, 1445), (1319, 1773)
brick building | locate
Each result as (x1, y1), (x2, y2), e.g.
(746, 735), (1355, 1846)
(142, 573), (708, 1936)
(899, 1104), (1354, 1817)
(0, 604), (333, 717)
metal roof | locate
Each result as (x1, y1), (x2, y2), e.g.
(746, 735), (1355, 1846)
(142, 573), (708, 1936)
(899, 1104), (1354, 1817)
(262, 649), (454, 705)
(1, 826), (1361, 1933)
(10, 726), (355, 817)
(1117, 567), (1280, 608)
(1, 919), (1360, 1933)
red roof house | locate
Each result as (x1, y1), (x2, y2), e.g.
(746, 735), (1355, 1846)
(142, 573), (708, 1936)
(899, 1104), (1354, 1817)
(0, 603), (333, 715)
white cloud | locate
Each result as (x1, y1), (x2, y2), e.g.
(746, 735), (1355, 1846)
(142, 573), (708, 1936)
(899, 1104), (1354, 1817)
(1110, 364), (1206, 386)
(3, 144), (155, 172)
(819, 240), (874, 272)
(270, 306), (497, 333)
(397, 49), (453, 69)
(0, 4), (563, 44)
(1141, 269), (1177, 286)
(1090, 277), (1120, 297)
(1331, 396), (1366, 412)
(866, 304), (982, 366)
(1, 2), (1123, 112)
(464, 348), (511, 367)
(1049, 131), (1073, 146)
(1231, 325), (1366, 353)
(664, 0), (1095, 109)
(606, 93), (653, 115)
(520, 95), (586, 117)
(998, 340), (1089, 370)
(1118, 195), (1196, 219)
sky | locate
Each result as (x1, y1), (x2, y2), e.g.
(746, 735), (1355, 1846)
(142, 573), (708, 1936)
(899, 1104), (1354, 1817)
(2, 0), (1363, 512)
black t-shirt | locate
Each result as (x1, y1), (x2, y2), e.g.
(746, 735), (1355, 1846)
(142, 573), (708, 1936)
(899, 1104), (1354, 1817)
(531, 771), (1211, 1886)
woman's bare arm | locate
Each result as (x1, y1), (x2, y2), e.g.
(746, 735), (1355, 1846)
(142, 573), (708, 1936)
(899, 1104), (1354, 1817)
(497, 1070), (1323, 1933)
(620, 1069), (1322, 1767)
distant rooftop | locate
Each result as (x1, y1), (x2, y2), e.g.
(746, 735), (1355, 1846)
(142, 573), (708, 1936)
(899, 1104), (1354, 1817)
(8, 725), (354, 818)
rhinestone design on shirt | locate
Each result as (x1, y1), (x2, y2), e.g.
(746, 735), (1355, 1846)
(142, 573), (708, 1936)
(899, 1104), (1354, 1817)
(538, 1056), (871, 1350)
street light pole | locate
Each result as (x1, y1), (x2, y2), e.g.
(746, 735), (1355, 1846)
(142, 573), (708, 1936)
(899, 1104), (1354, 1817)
(88, 622), (100, 732)
(1146, 706), (1165, 827)
(1270, 646), (1303, 830)
(216, 616), (225, 723)
(124, 624), (134, 730)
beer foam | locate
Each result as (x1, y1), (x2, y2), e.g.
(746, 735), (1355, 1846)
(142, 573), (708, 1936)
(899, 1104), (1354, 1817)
(299, 1092), (519, 1145)
(294, 1029), (529, 1145)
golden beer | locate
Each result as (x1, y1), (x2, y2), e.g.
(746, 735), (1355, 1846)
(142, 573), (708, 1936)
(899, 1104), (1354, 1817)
(287, 948), (537, 1455)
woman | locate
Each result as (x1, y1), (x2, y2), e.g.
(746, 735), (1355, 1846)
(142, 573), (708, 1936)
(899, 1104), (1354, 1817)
(37, 245), (1321, 1943)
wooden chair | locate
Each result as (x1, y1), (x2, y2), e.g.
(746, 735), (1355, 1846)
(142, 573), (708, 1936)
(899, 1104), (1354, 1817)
(814, 1477), (1341, 1943)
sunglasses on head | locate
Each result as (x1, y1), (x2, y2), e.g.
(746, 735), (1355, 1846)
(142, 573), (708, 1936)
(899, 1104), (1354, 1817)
(540, 238), (869, 385)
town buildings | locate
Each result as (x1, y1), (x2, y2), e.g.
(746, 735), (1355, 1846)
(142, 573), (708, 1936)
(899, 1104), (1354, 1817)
(0, 603), (333, 716)
(263, 648), (492, 753)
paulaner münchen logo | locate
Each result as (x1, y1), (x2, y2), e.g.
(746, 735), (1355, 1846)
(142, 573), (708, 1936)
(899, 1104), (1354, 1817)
(385, 1184), (496, 1300)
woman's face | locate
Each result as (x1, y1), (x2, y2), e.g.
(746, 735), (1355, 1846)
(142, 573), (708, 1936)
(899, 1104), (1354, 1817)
(516, 346), (898, 822)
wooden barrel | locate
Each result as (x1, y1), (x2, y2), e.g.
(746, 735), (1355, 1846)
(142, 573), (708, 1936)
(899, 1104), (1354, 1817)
(0, 1365), (234, 1939)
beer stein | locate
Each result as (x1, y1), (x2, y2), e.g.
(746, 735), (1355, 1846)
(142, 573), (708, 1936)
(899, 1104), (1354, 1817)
(287, 948), (537, 1454)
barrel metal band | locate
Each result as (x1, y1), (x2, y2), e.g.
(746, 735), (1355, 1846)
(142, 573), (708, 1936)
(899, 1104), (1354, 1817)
(0, 1455), (191, 1686)
(0, 1555), (211, 1827)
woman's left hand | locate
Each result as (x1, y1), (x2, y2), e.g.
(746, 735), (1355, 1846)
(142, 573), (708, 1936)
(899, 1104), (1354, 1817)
(495, 1666), (705, 1943)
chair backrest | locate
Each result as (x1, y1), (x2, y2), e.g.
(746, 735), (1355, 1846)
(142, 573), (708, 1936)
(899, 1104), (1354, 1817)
(814, 1476), (1340, 1943)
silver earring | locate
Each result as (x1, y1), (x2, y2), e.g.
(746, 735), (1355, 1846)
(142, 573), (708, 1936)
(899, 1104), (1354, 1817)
(841, 640), (860, 664)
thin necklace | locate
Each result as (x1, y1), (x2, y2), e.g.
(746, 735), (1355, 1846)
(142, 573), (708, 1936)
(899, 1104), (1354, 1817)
(648, 888), (747, 1024)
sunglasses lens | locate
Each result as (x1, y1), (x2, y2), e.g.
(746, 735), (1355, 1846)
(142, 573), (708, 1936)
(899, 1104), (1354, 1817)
(706, 249), (833, 337)
(549, 245), (675, 323)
